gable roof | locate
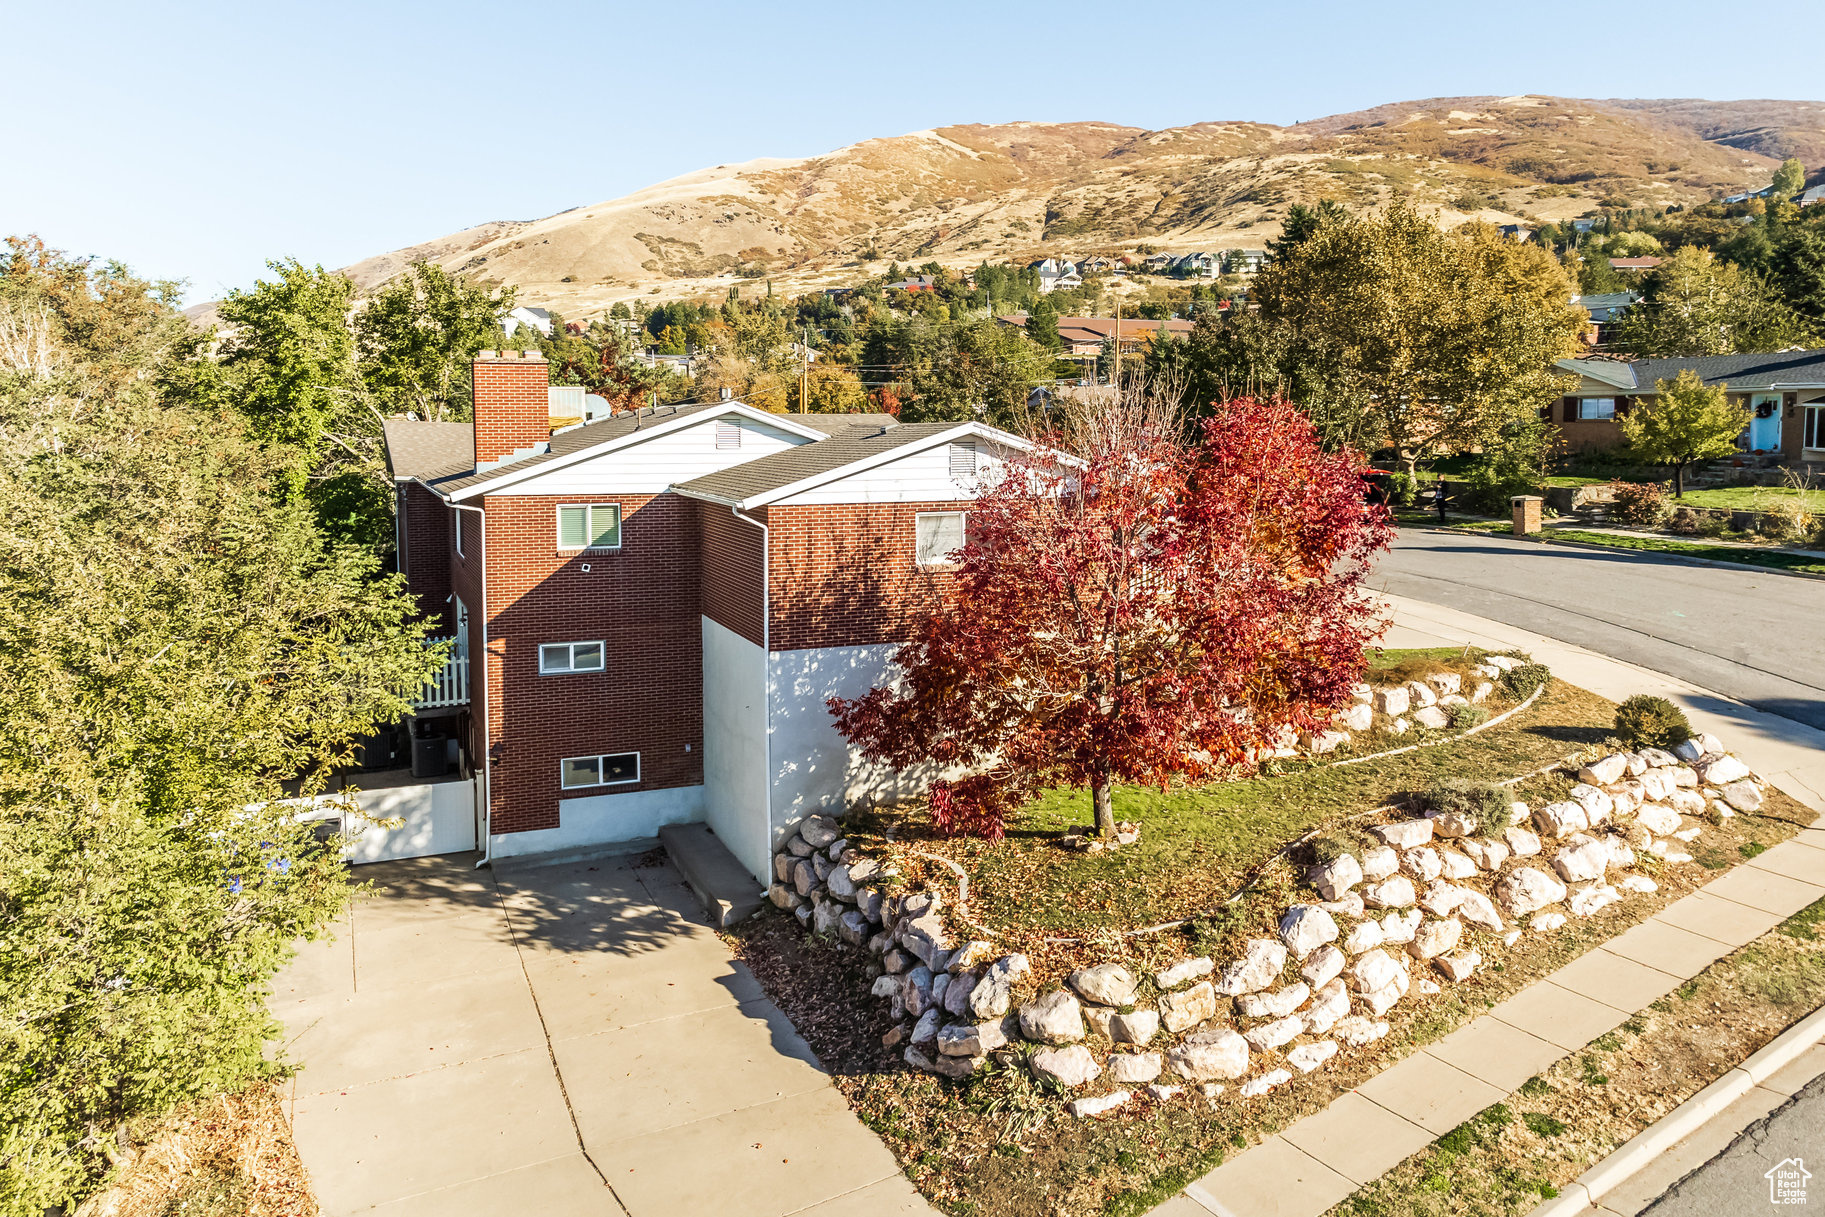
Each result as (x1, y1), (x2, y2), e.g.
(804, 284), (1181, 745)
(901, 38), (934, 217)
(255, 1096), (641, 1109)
(1557, 348), (1825, 392)
(426, 404), (883, 500)
(382, 420), (475, 481)
(673, 421), (1034, 509)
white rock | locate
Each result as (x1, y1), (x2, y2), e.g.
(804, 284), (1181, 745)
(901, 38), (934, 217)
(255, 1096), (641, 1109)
(1238, 983), (1310, 1020)
(1278, 905), (1340, 959)
(1305, 730), (1351, 755)
(1427, 672), (1463, 694)
(937, 1019), (1008, 1057)
(1639, 769), (1675, 802)
(1372, 819), (1435, 850)
(1553, 835), (1611, 884)
(1342, 920), (1385, 954)
(1318, 892), (1366, 919)
(1415, 977), (1441, 995)
(1413, 706), (1452, 730)
(1350, 949), (1410, 1016)
(1243, 1015), (1304, 1051)
(1408, 916), (1463, 961)
(1531, 912), (1567, 934)
(1471, 681), (1494, 704)
(1388, 717), (1411, 736)
(798, 815), (840, 848)
(1301, 944), (1347, 989)
(1361, 846), (1401, 881)
(1430, 811), (1476, 839)
(1618, 874), (1658, 894)
(1216, 940), (1288, 996)
(1669, 788), (1708, 815)
(1373, 686), (1411, 717)
(1535, 802), (1589, 838)
(1569, 883), (1622, 917)
(968, 954), (1029, 1019)
(1509, 801), (1532, 825)
(1303, 978), (1351, 1034)
(1502, 929), (1523, 948)
(1698, 755), (1751, 786)
(1111, 1009), (1159, 1044)
(1159, 981), (1218, 1033)
(1030, 1044), (1101, 1087)
(1240, 1069), (1293, 1097)
(1673, 826), (1703, 843)
(1363, 875), (1418, 909)
(950, 940), (999, 972)
(1168, 1029), (1250, 1080)
(1438, 848), (1479, 881)
(1670, 765), (1700, 789)
(1720, 781), (1764, 812)
(1107, 1053), (1164, 1084)
(1068, 964), (1137, 1008)
(1602, 836), (1636, 871)
(1484, 655), (1520, 672)
(1018, 990), (1086, 1044)
(1146, 1084), (1184, 1102)
(1504, 826), (1542, 857)
(1401, 847), (1444, 883)
(1287, 1041), (1339, 1072)
(1569, 785), (1614, 827)
(1309, 854), (1364, 901)
(1434, 950), (1481, 983)
(1333, 1015), (1391, 1047)
(1636, 803), (1682, 835)
(1418, 879), (1467, 917)
(1339, 703), (1375, 733)
(1083, 1005), (1117, 1039)
(1067, 1090), (1131, 1118)
(1351, 682), (1374, 705)
(1675, 734), (1723, 763)
(1155, 957), (1214, 990)
(1455, 890), (1506, 932)
(1497, 867), (1568, 916)
(1380, 908), (1422, 944)
(1461, 837), (1510, 872)
(1580, 754), (1630, 787)
(1404, 679), (1439, 707)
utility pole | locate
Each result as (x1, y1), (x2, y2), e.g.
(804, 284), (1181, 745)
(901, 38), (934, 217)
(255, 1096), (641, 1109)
(800, 327), (810, 411)
(1112, 299), (1121, 387)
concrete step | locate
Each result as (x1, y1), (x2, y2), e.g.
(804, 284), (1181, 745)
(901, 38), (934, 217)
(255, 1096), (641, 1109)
(658, 822), (764, 928)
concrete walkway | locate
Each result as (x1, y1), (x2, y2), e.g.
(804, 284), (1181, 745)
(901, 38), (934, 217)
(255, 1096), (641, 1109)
(1155, 594), (1825, 1217)
(270, 851), (936, 1216)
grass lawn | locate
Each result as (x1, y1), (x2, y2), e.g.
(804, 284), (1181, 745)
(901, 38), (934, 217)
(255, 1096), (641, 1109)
(850, 649), (1608, 971)
(1673, 484), (1825, 512)
(1542, 529), (1825, 576)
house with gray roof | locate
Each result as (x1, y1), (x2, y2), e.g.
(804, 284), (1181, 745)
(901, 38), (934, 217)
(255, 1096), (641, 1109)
(1551, 348), (1825, 463)
(377, 349), (1040, 877)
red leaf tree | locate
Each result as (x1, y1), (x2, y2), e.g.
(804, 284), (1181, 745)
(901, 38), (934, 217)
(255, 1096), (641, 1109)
(829, 395), (1393, 841)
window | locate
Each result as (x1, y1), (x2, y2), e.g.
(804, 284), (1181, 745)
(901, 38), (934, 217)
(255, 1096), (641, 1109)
(539, 641), (604, 674)
(715, 419), (741, 450)
(560, 751), (640, 790)
(916, 511), (968, 567)
(1578, 397), (1616, 420)
(949, 440), (978, 479)
(1806, 404), (1825, 451)
(557, 503), (621, 550)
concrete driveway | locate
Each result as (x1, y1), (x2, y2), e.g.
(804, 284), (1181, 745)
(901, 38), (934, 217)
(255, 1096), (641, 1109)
(270, 851), (933, 1216)
(1371, 528), (1825, 731)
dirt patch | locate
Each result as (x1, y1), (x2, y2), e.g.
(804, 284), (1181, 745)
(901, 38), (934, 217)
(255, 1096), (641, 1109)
(74, 1085), (316, 1217)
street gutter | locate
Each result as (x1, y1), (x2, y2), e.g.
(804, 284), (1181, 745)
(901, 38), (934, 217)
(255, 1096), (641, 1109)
(1415, 527), (1825, 585)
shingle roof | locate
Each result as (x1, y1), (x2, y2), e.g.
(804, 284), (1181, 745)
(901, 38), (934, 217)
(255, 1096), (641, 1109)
(672, 422), (961, 505)
(1560, 348), (1825, 391)
(382, 420), (475, 480)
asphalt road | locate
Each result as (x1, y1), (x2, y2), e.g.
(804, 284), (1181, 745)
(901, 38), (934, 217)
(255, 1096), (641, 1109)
(1369, 529), (1825, 732)
(1643, 1068), (1825, 1216)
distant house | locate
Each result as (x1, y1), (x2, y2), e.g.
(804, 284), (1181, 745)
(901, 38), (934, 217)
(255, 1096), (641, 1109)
(1801, 185), (1825, 207)
(1572, 292), (1638, 347)
(1608, 257), (1663, 273)
(1225, 249), (1268, 275)
(1172, 252), (1222, 278)
(1549, 348), (1825, 462)
(1140, 253), (1177, 272)
(998, 313), (1194, 367)
(1497, 224), (1534, 242)
(1078, 256), (1116, 274)
(504, 306), (553, 338)
(1571, 218), (1599, 234)
(885, 275), (937, 293)
(1031, 259), (1081, 293)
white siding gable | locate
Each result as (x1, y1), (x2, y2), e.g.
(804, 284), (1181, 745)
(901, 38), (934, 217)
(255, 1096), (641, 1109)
(506, 413), (814, 496)
(775, 438), (1015, 506)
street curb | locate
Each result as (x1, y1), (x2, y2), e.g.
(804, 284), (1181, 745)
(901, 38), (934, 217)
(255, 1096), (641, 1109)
(1523, 1003), (1825, 1217)
(1414, 527), (1825, 584)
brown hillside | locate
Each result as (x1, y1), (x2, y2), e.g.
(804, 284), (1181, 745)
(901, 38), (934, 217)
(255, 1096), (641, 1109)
(241, 96), (1825, 319)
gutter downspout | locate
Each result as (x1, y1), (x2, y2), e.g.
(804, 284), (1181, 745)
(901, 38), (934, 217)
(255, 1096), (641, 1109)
(450, 500), (492, 869)
(732, 506), (771, 849)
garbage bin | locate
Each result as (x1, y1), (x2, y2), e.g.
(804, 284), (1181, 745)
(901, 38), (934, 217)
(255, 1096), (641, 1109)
(411, 732), (448, 779)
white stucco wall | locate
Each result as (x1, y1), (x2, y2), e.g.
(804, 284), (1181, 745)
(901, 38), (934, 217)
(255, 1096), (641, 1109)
(767, 642), (938, 845)
(702, 615), (772, 882)
(488, 783), (705, 860)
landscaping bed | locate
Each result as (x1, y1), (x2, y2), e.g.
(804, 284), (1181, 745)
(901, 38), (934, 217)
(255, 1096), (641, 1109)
(728, 658), (1813, 1217)
(1324, 894), (1825, 1216)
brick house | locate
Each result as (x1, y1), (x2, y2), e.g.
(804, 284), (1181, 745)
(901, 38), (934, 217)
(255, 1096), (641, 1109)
(1548, 349), (1825, 468)
(383, 350), (1034, 881)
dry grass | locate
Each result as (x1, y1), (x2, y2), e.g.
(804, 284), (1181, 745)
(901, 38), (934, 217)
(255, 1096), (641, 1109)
(74, 1085), (316, 1217)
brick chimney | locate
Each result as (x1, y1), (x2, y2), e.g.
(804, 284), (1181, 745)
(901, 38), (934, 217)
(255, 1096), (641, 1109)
(472, 349), (550, 465)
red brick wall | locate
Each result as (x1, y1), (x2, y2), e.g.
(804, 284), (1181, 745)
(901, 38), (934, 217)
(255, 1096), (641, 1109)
(479, 492), (703, 835)
(472, 353), (550, 464)
(449, 503), (487, 767)
(400, 481), (454, 632)
(698, 501), (766, 646)
(766, 502), (960, 651)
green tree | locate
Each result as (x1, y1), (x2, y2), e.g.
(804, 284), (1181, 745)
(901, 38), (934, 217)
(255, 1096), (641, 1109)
(354, 260), (513, 421)
(1769, 221), (1825, 326)
(1619, 369), (1752, 495)
(1269, 198), (1348, 258)
(1026, 295), (1062, 351)
(1772, 157), (1807, 200)
(1612, 245), (1812, 356)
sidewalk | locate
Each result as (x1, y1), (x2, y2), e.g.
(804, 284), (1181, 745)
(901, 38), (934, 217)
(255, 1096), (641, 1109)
(271, 852), (937, 1216)
(1153, 595), (1825, 1217)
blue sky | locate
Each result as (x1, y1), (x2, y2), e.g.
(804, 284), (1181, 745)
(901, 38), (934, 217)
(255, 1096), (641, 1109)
(6, 0), (1822, 303)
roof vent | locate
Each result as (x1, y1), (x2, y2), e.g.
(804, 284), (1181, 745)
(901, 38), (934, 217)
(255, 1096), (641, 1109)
(719, 386), (733, 401)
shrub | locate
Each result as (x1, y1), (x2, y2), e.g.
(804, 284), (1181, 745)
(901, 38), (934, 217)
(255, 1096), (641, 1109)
(1613, 694), (1692, 748)
(1449, 702), (1491, 729)
(1427, 778), (1509, 824)
(1610, 479), (1668, 527)
(1385, 471), (1418, 507)
(1502, 663), (1552, 699)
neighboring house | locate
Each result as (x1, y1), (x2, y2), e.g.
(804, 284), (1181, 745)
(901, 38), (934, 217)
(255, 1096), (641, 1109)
(1572, 291), (1639, 348)
(1031, 259), (1082, 293)
(1171, 252), (1222, 278)
(1608, 256), (1663, 273)
(1497, 224), (1534, 242)
(1078, 256), (1116, 274)
(997, 313), (1195, 360)
(1800, 185), (1825, 207)
(1549, 348), (1825, 461)
(1226, 249), (1268, 275)
(886, 275), (937, 293)
(1571, 217), (1599, 234)
(383, 350), (1038, 880)
(504, 305), (553, 338)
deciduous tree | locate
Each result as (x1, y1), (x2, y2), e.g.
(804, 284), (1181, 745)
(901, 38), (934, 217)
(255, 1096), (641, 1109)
(1619, 369), (1751, 496)
(830, 393), (1391, 841)
(1612, 245), (1812, 356)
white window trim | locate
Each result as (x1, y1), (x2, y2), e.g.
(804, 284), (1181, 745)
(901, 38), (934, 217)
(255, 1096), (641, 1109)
(538, 640), (606, 675)
(559, 751), (641, 790)
(556, 503), (622, 552)
(915, 510), (969, 569)
(1804, 403), (1825, 452)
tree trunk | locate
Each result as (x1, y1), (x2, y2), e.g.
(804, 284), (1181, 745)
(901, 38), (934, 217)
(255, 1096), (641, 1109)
(1091, 763), (1116, 840)
(1672, 462), (1685, 498)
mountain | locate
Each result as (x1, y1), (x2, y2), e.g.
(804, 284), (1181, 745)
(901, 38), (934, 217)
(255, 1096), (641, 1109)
(317, 96), (1825, 317)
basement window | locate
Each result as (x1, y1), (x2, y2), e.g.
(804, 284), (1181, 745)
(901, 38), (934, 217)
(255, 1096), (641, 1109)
(539, 641), (605, 674)
(560, 751), (640, 790)
(715, 419), (742, 450)
(916, 511), (968, 568)
(557, 503), (621, 550)
(1578, 398), (1616, 420)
